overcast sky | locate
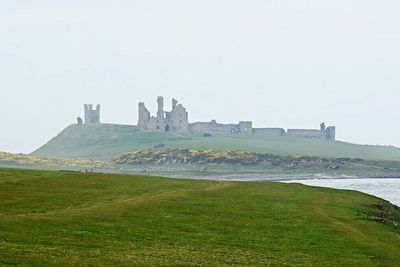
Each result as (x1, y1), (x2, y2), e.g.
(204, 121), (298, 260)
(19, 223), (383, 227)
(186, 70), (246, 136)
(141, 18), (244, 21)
(1, 1), (399, 153)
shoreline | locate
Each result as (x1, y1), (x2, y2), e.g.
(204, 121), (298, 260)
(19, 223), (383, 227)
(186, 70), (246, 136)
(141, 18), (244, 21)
(283, 177), (400, 207)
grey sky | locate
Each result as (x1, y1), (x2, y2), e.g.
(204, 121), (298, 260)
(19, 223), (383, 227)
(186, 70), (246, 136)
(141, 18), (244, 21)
(1, 1), (399, 153)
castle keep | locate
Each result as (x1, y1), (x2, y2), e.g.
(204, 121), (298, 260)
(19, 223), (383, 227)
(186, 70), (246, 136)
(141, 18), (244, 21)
(137, 97), (336, 140)
(138, 97), (189, 133)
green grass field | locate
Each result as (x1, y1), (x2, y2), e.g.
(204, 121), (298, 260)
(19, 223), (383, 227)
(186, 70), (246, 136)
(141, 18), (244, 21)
(32, 124), (400, 161)
(0, 168), (399, 266)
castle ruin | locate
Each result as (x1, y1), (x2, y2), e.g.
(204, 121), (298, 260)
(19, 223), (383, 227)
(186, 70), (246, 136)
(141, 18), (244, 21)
(138, 97), (189, 133)
(79, 98), (335, 140)
(137, 97), (336, 140)
(84, 104), (100, 124)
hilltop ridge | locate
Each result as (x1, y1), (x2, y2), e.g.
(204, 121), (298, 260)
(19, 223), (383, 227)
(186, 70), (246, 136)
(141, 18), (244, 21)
(33, 123), (400, 161)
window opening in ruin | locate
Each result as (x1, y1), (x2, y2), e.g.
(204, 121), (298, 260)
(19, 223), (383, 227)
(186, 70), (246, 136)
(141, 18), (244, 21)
(165, 125), (170, 132)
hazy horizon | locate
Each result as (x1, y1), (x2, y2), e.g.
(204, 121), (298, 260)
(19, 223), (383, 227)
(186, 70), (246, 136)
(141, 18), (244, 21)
(1, 1), (400, 153)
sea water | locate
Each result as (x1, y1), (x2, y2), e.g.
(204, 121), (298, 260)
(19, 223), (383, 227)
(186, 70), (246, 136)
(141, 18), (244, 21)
(284, 178), (400, 207)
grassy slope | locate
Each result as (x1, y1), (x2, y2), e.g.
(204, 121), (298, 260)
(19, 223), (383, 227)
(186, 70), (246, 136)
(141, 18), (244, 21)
(32, 124), (400, 161)
(0, 168), (399, 266)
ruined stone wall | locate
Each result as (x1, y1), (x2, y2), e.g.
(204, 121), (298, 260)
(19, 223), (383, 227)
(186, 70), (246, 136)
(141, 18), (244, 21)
(239, 121), (253, 135)
(253, 128), (285, 137)
(137, 103), (150, 129)
(138, 97), (189, 133)
(136, 97), (336, 140)
(140, 117), (165, 132)
(189, 121), (240, 134)
(166, 103), (189, 133)
(137, 102), (166, 132)
(287, 129), (324, 138)
(150, 117), (163, 131)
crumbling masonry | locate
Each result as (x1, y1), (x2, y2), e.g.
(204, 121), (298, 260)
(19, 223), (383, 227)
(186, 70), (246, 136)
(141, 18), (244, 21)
(138, 97), (189, 133)
(137, 97), (336, 140)
(80, 99), (335, 140)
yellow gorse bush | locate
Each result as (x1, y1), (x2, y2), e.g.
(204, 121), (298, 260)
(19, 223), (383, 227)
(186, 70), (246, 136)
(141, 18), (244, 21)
(0, 151), (110, 169)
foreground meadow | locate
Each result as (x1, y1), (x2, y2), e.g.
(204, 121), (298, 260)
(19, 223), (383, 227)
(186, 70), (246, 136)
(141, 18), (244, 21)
(0, 168), (399, 266)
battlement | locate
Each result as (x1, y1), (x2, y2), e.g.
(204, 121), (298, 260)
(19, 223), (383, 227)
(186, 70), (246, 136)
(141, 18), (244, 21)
(84, 104), (100, 124)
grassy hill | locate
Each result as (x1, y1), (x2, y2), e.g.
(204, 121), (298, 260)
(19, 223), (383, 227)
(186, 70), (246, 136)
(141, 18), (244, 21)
(32, 123), (400, 161)
(0, 168), (399, 266)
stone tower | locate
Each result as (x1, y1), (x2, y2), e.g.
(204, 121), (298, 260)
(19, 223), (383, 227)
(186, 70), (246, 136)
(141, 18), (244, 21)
(320, 122), (326, 132)
(157, 96), (164, 120)
(165, 99), (189, 133)
(325, 126), (336, 140)
(172, 98), (178, 109)
(84, 104), (100, 124)
(239, 121), (253, 135)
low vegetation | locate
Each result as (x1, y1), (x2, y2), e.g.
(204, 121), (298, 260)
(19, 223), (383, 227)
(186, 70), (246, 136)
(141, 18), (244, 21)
(113, 148), (353, 168)
(0, 168), (399, 266)
(0, 151), (109, 169)
(2, 148), (400, 179)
